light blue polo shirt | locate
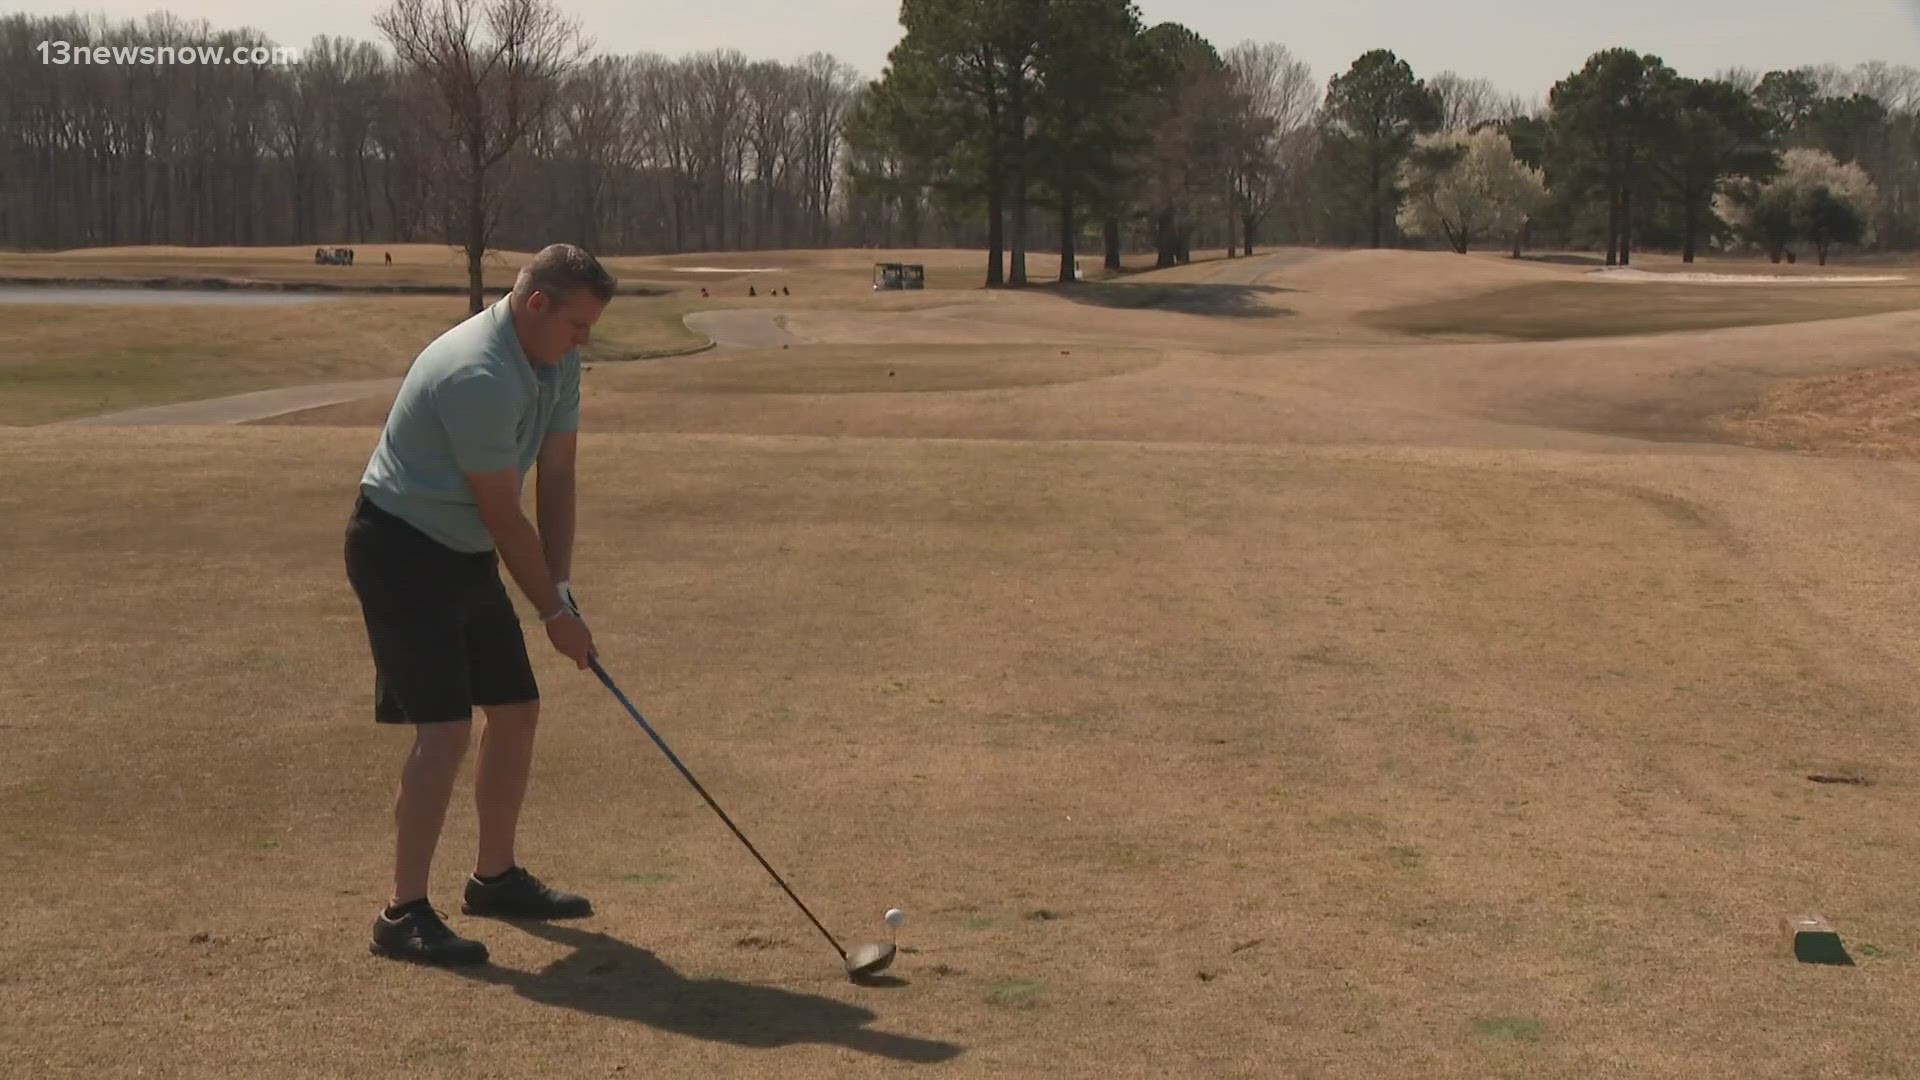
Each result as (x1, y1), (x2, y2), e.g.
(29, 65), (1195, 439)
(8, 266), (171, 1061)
(360, 296), (581, 553)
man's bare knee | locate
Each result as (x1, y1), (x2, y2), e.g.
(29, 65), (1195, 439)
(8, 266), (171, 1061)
(481, 700), (540, 732)
(411, 720), (473, 762)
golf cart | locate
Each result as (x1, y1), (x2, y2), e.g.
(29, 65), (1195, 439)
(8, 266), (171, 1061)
(872, 263), (926, 291)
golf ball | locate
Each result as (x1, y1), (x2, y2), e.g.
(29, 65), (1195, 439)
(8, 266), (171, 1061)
(885, 908), (906, 928)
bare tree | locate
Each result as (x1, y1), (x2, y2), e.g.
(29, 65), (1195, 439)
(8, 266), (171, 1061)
(686, 50), (751, 250)
(133, 13), (201, 243)
(551, 56), (631, 249)
(1225, 41), (1316, 255)
(0, 11), (287, 247)
(0, 9), (888, 255)
(376, 0), (588, 312)
(1806, 62), (1920, 111)
(1715, 67), (1763, 95)
(796, 53), (860, 246)
(1847, 62), (1920, 113)
(1428, 72), (1518, 132)
(302, 37), (388, 240)
(372, 67), (442, 242)
(1140, 59), (1259, 266)
(181, 25), (279, 244)
(743, 60), (799, 247)
(268, 54), (327, 242)
(627, 55), (689, 249)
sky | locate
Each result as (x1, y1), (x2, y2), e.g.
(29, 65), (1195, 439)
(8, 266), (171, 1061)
(17, 0), (1920, 100)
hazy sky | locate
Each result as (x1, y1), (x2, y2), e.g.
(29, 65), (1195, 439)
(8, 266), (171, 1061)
(20, 0), (1920, 99)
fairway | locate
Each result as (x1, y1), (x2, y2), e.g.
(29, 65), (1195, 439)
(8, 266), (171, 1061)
(7, 246), (1920, 1078)
(0, 289), (705, 426)
(1366, 278), (1920, 341)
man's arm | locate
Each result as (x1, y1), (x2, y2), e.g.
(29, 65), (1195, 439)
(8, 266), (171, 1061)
(469, 466), (594, 668)
(468, 467), (567, 620)
(437, 367), (591, 665)
(536, 431), (577, 585)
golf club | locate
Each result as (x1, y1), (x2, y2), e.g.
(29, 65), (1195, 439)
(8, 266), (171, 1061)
(587, 656), (896, 981)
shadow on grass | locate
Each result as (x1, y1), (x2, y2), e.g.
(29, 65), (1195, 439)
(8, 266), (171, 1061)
(446, 923), (963, 1065)
(1513, 253), (1609, 268)
(1043, 280), (1296, 318)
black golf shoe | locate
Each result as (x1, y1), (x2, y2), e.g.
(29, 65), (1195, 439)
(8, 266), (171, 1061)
(370, 902), (489, 964)
(462, 866), (593, 921)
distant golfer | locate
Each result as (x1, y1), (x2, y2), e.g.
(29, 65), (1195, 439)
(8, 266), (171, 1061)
(345, 243), (614, 964)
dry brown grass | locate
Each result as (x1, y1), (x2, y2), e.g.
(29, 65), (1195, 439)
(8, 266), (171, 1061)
(7, 425), (1920, 1079)
(10, 247), (1920, 1078)
(1366, 279), (1920, 341)
(1717, 363), (1920, 458)
(0, 293), (706, 425)
(0, 296), (428, 425)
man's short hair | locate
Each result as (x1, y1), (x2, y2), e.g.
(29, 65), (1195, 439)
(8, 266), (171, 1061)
(513, 243), (617, 306)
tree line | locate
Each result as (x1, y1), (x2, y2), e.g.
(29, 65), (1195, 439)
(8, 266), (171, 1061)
(856, 1), (1920, 284)
(4, 3), (1918, 295)
(0, 9), (862, 272)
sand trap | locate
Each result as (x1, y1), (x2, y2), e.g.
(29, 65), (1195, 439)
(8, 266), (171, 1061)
(1590, 267), (1906, 284)
(683, 309), (802, 349)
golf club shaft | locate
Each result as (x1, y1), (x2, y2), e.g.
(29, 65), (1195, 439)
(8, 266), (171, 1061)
(588, 657), (848, 960)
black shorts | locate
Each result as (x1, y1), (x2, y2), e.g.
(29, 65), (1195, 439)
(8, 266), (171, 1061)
(344, 494), (539, 724)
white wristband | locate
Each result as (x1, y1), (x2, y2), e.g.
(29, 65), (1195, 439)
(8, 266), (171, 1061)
(542, 580), (578, 624)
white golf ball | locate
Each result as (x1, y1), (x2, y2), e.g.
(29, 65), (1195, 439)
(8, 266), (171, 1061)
(885, 908), (906, 928)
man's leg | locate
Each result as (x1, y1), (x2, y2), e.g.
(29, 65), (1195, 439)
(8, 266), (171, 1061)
(347, 496), (492, 963)
(473, 700), (538, 879)
(462, 697), (591, 919)
(372, 715), (491, 962)
(393, 720), (472, 906)
(459, 567), (592, 920)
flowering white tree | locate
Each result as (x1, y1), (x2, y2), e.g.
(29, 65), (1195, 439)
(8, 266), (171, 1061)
(1716, 148), (1879, 263)
(1396, 128), (1545, 253)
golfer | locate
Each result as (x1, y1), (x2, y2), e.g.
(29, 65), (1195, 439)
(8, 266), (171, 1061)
(345, 243), (614, 964)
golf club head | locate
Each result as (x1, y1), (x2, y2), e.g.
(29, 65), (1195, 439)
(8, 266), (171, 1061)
(846, 942), (897, 981)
